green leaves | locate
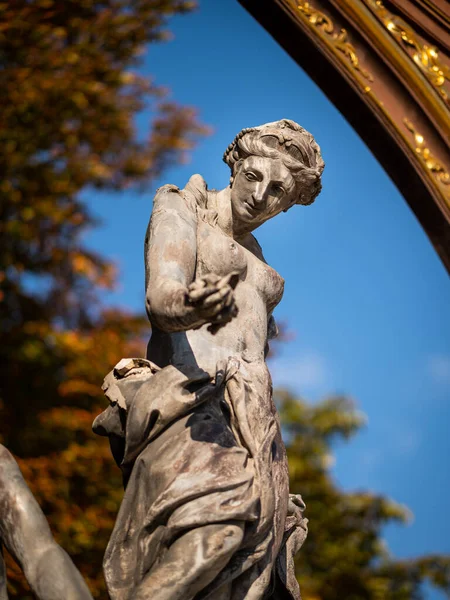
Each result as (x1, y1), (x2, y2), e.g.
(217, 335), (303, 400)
(277, 390), (450, 599)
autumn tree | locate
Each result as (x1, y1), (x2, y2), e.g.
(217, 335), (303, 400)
(277, 390), (450, 599)
(1, 2), (449, 600)
(0, 1), (207, 596)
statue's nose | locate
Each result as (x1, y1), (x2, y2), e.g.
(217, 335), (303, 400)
(252, 185), (268, 207)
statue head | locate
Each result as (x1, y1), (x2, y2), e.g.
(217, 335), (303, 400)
(223, 119), (324, 232)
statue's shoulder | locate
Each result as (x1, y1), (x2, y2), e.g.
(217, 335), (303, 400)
(183, 174), (208, 209)
(153, 174), (208, 216)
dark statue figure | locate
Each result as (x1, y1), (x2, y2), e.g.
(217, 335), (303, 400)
(0, 120), (324, 600)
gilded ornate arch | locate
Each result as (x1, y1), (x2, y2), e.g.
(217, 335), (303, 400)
(239, 0), (450, 271)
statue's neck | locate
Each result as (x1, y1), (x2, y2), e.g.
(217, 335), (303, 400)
(214, 187), (255, 240)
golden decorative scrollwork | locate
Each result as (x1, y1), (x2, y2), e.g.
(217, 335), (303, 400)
(334, 29), (374, 82)
(284, 0), (450, 208)
(294, 1), (374, 82)
(404, 119), (450, 192)
(365, 0), (450, 105)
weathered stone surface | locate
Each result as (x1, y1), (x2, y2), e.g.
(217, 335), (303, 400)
(0, 445), (93, 600)
(0, 119), (323, 599)
(95, 119), (324, 600)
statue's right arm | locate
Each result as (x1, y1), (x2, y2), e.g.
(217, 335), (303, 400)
(0, 445), (93, 600)
(145, 185), (203, 332)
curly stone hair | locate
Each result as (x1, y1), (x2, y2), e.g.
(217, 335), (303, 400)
(223, 119), (325, 206)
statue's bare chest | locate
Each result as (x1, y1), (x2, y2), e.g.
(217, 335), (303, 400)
(196, 221), (284, 312)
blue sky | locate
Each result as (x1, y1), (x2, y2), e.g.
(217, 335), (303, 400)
(84, 1), (450, 596)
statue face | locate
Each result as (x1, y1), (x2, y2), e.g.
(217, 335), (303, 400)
(230, 155), (297, 231)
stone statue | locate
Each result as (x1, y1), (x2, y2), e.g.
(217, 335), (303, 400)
(93, 119), (324, 600)
(0, 445), (93, 600)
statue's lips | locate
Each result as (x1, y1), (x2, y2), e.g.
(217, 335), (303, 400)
(244, 201), (264, 216)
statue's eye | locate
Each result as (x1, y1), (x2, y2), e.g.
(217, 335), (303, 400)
(245, 172), (258, 182)
(272, 184), (284, 196)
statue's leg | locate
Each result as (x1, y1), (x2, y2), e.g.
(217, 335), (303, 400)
(0, 445), (93, 600)
(134, 522), (245, 600)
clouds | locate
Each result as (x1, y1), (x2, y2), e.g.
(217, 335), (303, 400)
(427, 354), (450, 386)
(269, 350), (331, 399)
(394, 425), (422, 457)
(272, 352), (450, 399)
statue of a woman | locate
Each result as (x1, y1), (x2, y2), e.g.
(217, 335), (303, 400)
(94, 119), (324, 600)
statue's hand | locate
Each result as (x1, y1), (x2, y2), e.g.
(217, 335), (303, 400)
(187, 272), (239, 331)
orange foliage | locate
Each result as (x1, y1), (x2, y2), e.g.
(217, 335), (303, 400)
(4, 312), (148, 598)
(0, 1), (207, 597)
